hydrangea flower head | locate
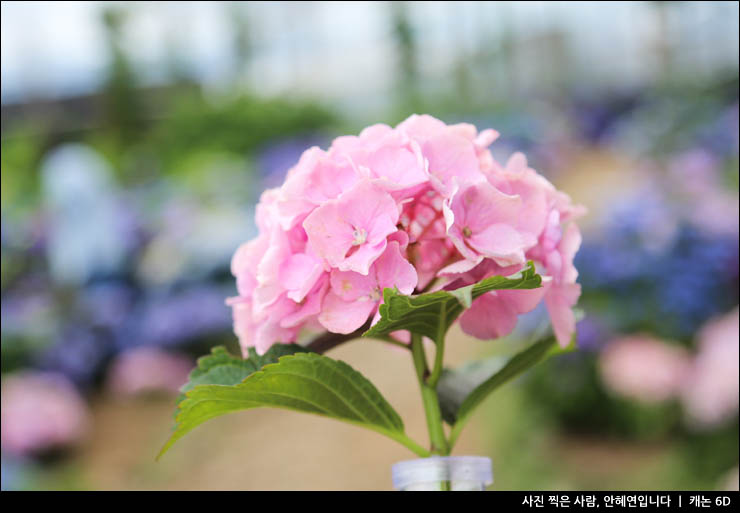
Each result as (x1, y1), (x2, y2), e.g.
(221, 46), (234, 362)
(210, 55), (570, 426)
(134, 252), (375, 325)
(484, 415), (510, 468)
(1, 372), (90, 456)
(229, 114), (585, 355)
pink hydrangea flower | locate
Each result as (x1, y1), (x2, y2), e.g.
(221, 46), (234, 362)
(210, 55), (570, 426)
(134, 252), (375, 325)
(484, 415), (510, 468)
(599, 335), (692, 403)
(106, 347), (193, 397)
(681, 308), (739, 428)
(228, 114), (585, 355)
(1, 372), (90, 457)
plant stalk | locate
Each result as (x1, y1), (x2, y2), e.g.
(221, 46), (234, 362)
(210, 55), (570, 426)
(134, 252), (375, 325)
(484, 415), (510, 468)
(411, 333), (449, 456)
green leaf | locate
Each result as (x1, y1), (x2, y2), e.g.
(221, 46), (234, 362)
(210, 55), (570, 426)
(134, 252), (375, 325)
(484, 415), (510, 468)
(363, 260), (542, 344)
(448, 335), (574, 446)
(159, 352), (427, 459)
(177, 344), (309, 406)
(437, 356), (508, 425)
(439, 329), (578, 425)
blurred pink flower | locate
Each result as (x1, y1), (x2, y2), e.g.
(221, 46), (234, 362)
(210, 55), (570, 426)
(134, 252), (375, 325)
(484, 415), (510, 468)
(1, 372), (90, 457)
(681, 308), (739, 429)
(599, 335), (692, 403)
(229, 114), (585, 354)
(106, 347), (193, 397)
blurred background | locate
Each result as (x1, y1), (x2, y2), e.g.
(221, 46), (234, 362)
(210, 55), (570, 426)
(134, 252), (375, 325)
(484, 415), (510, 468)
(1, 1), (738, 491)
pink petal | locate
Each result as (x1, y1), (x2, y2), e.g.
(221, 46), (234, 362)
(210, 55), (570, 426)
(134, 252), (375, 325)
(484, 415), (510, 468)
(438, 256), (484, 276)
(375, 241), (418, 295)
(497, 278), (550, 314)
(396, 114), (448, 141)
(279, 253), (324, 303)
(302, 201), (356, 266)
(281, 276), (329, 328)
(303, 179), (399, 274)
(338, 239), (388, 275)
(230, 235), (267, 297)
(254, 320), (298, 355)
(474, 129), (500, 150)
(277, 147), (360, 229)
(367, 145), (428, 190)
(559, 223), (582, 284)
(461, 182), (522, 232)
(303, 180), (399, 274)
(545, 282), (581, 347)
(318, 293), (376, 334)
(330, 267), (377, 302)
(445, 182), (528, 265)
(423, 133), (484, 196)
(468, 223), (527, 267)
(459, 292), (518, 340)
(230, 299), (255, 357)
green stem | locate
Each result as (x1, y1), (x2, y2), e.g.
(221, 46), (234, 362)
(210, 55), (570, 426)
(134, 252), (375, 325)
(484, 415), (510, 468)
(427, 303), (446, 388)
(447, 420), (464, 451)
(420, 385), (449, 455)
(411, 333), (449, 456)
(411, 332), (428, 379)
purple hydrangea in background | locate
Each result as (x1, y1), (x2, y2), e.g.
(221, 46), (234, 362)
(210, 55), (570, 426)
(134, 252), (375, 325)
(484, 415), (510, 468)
(576, 187), (739, 341)
(35, 327), (113, 387)
(79, 281), (137, 330)
(575, 317), (613, 353)
(116, 285), (232, 351)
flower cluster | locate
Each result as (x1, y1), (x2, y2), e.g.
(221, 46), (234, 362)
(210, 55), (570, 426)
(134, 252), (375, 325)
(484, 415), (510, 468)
(1, 372), (89, 457)
(599, 334), (692, 403)
(682, 307), (739, 428)
(599, 308), (739, 429)
(229, 115), (585, 355)
(106, 347), (193, 397)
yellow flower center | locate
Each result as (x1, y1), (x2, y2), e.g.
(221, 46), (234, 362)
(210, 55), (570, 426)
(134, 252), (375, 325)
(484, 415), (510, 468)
(352, 227), (367, 246)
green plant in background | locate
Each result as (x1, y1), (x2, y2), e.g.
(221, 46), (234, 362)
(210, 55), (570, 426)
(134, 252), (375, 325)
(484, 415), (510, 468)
(150, 94), (336, 175)
(101, 6), (144, 148)
(0, 128), (44, 215)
